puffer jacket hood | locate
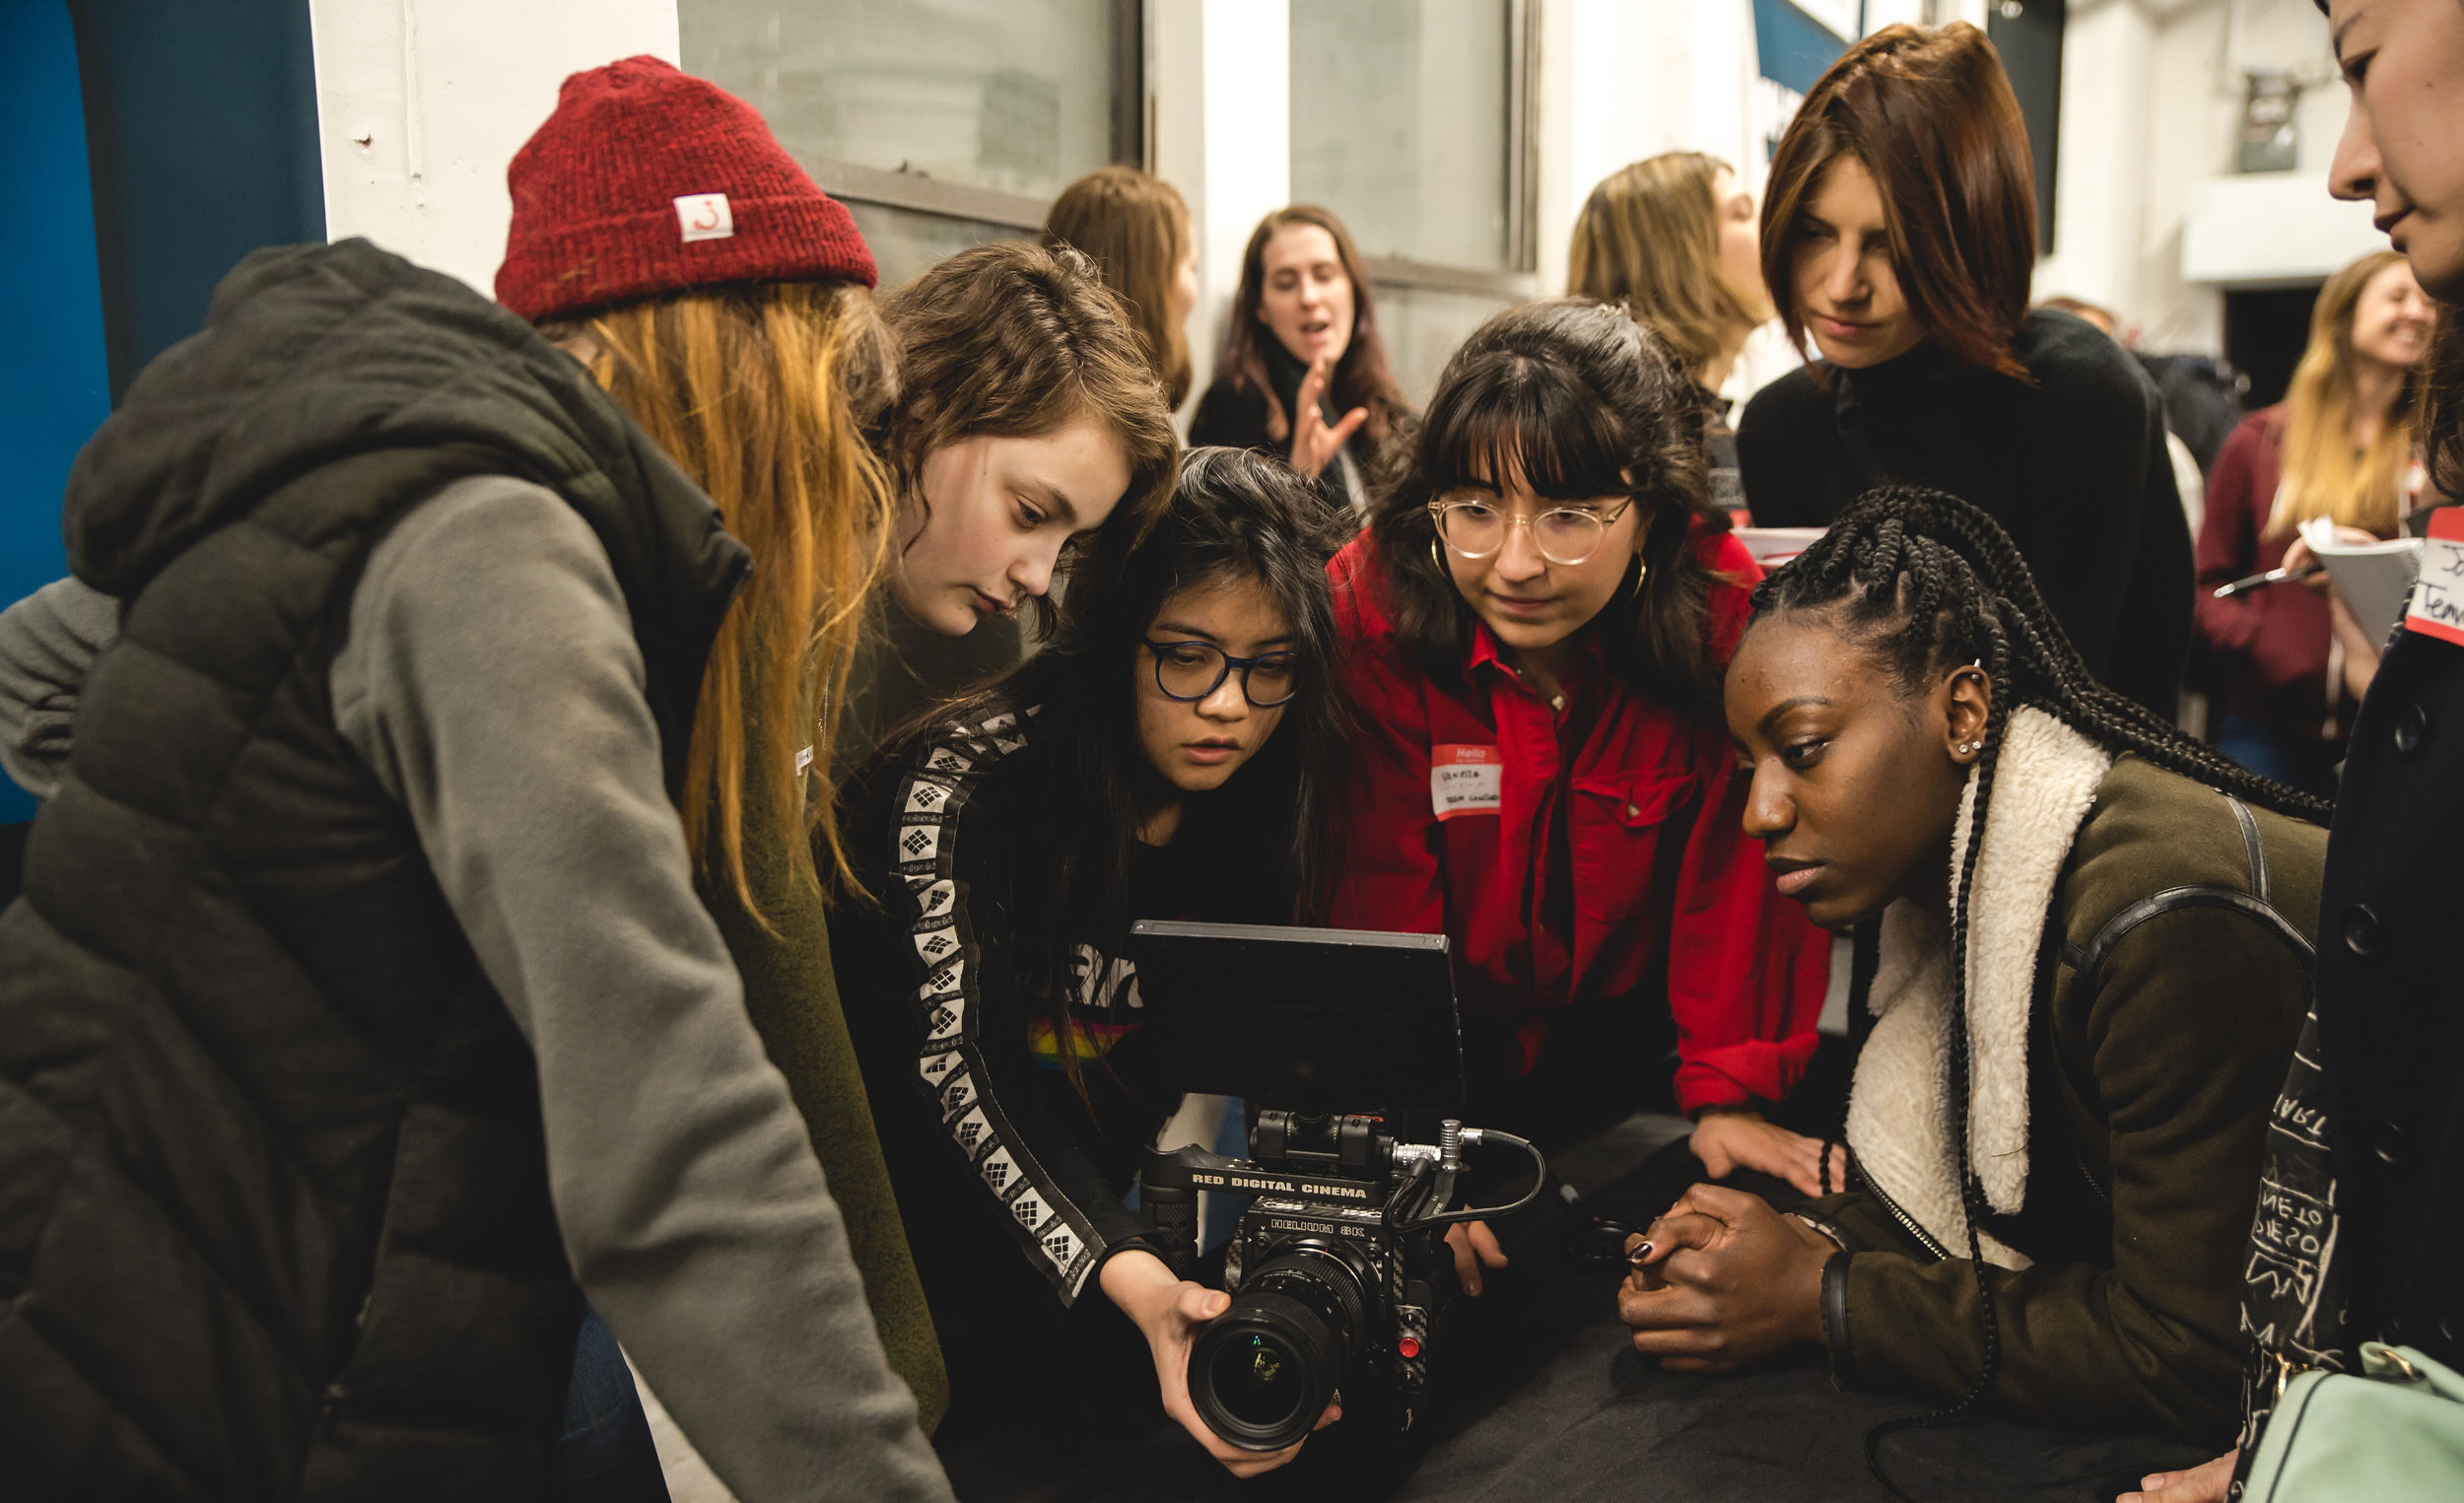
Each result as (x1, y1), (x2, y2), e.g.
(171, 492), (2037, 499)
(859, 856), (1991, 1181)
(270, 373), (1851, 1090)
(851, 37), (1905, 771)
(65, 237), (717, 590)
(61, 237), (747, 791)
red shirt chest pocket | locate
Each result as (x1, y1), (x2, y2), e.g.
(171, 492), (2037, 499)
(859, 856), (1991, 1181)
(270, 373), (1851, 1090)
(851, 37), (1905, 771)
(1565, 769), (1696, 922)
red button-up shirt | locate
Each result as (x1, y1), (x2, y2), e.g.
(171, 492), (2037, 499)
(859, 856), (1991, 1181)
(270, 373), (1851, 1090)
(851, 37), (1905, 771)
(1327, 528), (1831, 1115)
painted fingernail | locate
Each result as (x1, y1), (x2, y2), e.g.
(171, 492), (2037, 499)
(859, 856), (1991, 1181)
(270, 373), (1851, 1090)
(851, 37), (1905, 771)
(1626, 1240), (1655, 1264)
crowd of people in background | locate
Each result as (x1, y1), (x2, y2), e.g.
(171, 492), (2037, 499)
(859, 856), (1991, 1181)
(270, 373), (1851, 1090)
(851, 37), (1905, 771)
(0, 2), (2458, 1500)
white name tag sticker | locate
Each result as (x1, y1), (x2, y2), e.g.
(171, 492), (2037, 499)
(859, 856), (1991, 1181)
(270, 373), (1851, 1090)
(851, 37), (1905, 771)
(2406, 508), (2464, 647)
(1430, 743), (1503, 821)
(673, 192), (734, 242)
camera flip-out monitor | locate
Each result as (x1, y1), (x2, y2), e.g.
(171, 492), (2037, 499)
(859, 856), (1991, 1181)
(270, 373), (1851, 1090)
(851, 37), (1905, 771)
(1126, 920), (1465, 1114)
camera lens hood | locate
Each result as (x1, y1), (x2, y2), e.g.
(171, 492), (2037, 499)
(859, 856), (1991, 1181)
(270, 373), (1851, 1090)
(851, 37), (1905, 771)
(1190, 1287), (1345, 1451)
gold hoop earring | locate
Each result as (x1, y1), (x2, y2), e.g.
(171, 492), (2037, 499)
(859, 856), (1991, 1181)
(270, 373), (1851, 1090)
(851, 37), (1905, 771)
(1430, 533), (1448, 574)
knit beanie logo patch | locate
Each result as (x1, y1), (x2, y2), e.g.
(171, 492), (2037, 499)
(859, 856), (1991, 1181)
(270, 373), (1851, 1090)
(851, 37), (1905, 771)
(674, 193), (734, 243)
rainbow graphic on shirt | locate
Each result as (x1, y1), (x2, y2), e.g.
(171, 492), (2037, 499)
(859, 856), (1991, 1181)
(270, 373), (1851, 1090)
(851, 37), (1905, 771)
(1028, 1017), (1139, 1069)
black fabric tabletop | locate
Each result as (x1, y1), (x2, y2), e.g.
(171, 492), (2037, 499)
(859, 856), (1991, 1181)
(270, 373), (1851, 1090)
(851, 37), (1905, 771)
(934, 1135), (2214, 1503)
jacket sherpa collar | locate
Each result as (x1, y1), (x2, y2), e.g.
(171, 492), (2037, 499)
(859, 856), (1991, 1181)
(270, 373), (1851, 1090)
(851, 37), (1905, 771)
(1844, 706), (2112, 1266)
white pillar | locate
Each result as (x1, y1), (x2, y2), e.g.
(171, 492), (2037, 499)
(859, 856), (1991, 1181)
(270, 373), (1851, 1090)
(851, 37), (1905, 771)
(2034, 0), (2156, 315)
(1537, 0), (1756, 295)
(308, 0), (682, 296)
(1149, 0), (1289, 424)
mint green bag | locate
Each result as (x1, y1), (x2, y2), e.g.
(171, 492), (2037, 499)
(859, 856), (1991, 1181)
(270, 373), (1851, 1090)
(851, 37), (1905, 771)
(2242, 1343), (2464, 1500)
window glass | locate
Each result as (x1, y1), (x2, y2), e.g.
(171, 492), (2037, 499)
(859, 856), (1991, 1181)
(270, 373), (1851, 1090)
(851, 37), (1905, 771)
(1291, 0), (1515, 272)
(681, 0), (1122, 202)
(846, 201), (1025, 290)
(1373, 281), (1519, 408)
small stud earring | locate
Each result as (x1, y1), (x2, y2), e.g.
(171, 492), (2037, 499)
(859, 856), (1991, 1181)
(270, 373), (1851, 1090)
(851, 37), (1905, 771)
(1957, 741), (1980, 755)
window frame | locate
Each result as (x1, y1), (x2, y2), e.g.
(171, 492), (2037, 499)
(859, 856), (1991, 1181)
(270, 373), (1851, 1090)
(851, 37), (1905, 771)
(796, 0), (1144, 235)
(1313, 0), (1542, 301)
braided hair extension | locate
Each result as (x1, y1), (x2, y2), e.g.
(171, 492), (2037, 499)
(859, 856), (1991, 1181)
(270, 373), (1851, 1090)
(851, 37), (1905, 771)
(1750, 487), (2327, 825)
(1746, 488), (2326, 1494)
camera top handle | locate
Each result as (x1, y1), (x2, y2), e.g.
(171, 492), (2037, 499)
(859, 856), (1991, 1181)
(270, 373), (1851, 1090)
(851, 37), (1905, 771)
(1140, 1115), (1549, 1278)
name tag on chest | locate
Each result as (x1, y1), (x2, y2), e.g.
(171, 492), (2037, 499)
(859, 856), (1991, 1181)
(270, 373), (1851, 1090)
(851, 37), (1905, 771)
(1431, 743), (1504, 820)
(2406, 508), (2464, 646)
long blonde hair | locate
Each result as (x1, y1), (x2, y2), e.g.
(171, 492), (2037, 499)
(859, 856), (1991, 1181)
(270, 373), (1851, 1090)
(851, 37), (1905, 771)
(2272, 249), (2423, 538)
(1568, 153), (1766, 382)
(1043, 167), (1196, 408)
(562, 281), (899, 912)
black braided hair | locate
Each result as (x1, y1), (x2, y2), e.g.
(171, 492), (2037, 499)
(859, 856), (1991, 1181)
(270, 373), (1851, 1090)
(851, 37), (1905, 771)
(1746, 487), (2326, 1490)
(1749, 486), (2328, 825)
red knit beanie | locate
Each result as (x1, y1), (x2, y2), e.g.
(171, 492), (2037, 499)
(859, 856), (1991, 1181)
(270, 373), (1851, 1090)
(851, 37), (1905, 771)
(496, 55), (875, 320)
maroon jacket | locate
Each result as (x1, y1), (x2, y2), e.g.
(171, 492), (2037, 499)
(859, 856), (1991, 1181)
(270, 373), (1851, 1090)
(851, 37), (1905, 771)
(2194, 408), (2346, 745)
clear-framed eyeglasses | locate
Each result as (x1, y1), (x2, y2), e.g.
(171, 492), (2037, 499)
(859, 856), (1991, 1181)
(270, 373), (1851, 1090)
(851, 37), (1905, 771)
(1427, 496), (1636, 568)
(1141, 640), (1301, 707)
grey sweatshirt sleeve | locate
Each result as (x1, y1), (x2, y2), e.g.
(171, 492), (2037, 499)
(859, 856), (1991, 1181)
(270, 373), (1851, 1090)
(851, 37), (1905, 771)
(0, 577), (120, 800)
(329, 475), (953, 1503)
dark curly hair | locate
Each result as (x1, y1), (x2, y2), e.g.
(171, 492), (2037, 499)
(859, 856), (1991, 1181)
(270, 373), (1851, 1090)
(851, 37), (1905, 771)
(1364, 298), (1729, 714)
(871, 239), (1182, 632)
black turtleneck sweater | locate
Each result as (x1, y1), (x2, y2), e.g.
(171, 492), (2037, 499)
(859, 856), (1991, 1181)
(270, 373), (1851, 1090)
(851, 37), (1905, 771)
(1735, 309), (2192, 715)
(1189, 338), (1377, 524)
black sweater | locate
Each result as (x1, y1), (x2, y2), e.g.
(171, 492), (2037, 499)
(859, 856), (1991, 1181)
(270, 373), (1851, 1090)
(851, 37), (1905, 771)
(832, 699), (1287, 1422)
(1189, 340), (1392, 526)
(1736, 309), (2193, 715)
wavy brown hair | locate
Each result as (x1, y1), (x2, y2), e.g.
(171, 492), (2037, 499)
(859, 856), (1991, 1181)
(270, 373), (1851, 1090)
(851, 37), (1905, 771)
(1215, 205), (1410, 445)
(2272, 249), (2424, 538)
(1043, 167), (1196, 408)
(2429, 307), (2464, 506)
(873, 241), (1181, 618)
(1762, 22), (2037, 380)
(1365, 299), (1726, 715)
(558, 280), (899, 913)
(1568, 153), (1768, 383)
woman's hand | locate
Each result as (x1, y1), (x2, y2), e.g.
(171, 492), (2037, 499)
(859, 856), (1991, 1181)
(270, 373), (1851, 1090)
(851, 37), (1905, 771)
(1689, 1108), (1848, 1197)
(1618, 1184), (1831, 1371)
(2282, 534), (2326, 593)
(1286, 356), (1369, 480)
(1099, 1249), (1339, 1476)
(2117, 1450), (2236, 1503)
(2285, 525), (2378, 595)
(1445, 1219), (1510, 1296)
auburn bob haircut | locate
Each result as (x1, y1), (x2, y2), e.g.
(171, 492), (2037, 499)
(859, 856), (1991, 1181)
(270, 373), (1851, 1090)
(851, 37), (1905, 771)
(1761, 22), (2037, 379)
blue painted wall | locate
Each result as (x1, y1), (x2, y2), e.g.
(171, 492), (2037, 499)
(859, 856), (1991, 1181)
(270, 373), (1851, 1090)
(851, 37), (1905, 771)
(1755, 0), (1859, 97)
(71, 0), (327, 400)
(0, 2), (111, 824)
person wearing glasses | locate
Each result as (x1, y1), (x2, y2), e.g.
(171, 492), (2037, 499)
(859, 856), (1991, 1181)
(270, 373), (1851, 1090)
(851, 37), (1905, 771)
(831, 448), (1353, 1477)
(1331, 301), (1836, 1293)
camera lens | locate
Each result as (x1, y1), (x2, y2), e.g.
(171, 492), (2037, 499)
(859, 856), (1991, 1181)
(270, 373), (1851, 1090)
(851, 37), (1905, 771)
(1190, 1242), (1370, 1451)
(1209, 1332), (1305, 1429)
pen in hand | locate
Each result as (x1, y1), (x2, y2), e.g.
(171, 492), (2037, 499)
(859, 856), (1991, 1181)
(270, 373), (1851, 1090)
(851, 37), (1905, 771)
(2212, 563), (2325, 599)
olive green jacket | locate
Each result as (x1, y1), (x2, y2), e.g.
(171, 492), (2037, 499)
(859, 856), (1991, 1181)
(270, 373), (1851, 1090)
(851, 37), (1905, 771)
(702, 722), (950, 1435)
(1804, 736), (2324, 1444)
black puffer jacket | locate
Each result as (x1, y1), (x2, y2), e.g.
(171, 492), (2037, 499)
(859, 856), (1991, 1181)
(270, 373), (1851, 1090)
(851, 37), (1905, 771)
(0, 239), (744, 1500)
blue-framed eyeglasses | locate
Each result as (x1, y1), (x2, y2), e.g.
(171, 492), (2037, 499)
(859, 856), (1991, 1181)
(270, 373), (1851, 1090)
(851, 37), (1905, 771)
(1140, 640), (1301, 707)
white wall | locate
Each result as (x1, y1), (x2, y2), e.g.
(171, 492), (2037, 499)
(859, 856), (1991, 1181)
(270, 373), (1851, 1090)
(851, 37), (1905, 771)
(1147, 0), (1289, 424)
(2033, 0), (2157, 323)
(1537, 0), (1758, 296)
(2039, 0), (2382, 355)
(308, 0), (680, 295)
